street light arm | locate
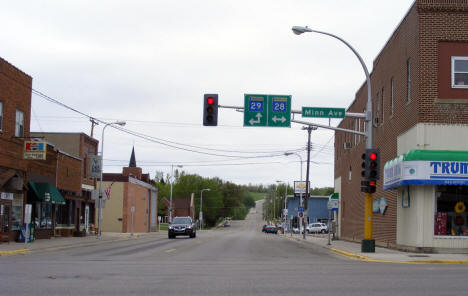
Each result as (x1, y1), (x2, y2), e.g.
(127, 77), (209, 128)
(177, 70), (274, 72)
(292, 26), (373, 148)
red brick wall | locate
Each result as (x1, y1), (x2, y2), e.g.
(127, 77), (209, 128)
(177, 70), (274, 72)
(0, 57), (32, 172)
(335, 0), (468, 246)
(56, 153), (82, 194)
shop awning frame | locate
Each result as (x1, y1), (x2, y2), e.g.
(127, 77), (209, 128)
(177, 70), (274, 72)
(28, 181), (66, 205)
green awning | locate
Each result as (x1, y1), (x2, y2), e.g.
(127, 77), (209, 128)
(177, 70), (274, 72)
(403, 150), (468, 161)
(28, 181), (66, 205)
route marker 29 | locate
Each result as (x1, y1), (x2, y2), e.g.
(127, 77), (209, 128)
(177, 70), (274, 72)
(244, 94), (291, 127)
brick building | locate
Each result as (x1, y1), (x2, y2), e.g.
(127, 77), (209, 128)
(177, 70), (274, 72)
(0, 57), (32, 243)
(163, 195), (195, 220)
(335, 0), (468, 251)
(27, 143), (82, 239)
(30, 132), (99, 236)
(100, 148), (158, 233)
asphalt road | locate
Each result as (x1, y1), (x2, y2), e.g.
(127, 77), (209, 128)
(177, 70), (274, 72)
(1, 201), (467, 296)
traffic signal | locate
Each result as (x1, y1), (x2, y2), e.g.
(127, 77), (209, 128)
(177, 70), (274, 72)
(361, 180), (376, 193)
(203, 94), (218, 126)
(361, 148), (380, 180)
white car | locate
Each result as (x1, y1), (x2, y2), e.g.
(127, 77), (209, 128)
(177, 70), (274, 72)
(306, 223), (328, 234)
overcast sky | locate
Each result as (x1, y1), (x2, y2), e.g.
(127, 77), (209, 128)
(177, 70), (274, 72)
(1, 0), (415, 188)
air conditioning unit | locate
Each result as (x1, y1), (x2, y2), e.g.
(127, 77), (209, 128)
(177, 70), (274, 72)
(343, 142), (351, 150)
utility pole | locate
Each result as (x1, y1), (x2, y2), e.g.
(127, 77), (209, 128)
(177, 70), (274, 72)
(90, 118), (99, 137)
(302, 126), (316, 239)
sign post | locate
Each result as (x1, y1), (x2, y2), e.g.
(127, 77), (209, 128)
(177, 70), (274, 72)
(24, 204), (32, 246)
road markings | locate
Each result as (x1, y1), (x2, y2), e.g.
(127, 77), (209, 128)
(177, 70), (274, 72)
(0, 249), (29, 256)
(165, 249), (177, 253)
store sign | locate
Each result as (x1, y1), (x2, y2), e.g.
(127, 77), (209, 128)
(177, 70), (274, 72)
(0, 192), (13, 200)
(384, 160), (468, 190)
(294, 181), (308, 195)
(24, 141), (46, 160)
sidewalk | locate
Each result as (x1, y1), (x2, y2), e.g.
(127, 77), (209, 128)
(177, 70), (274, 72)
(281, 233), (468, 264)
(0, 231), (166, 256)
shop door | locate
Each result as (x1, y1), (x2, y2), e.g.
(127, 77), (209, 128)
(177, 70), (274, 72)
(0, 203), (11, 242)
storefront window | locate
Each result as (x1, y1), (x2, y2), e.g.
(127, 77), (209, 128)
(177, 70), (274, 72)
(11, 193), (23, 230)
(34, 203), (52, 229)
(435, 186), (468, 236)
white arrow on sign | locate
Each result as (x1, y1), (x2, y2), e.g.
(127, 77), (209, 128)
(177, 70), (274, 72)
(272, 116), (286, 123)
(249, 113), (262, 125)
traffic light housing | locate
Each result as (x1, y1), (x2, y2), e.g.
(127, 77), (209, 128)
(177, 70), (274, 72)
(361, 180), (376, 193)
(203, 94), (218, 126)
(361, 148), (380, 180)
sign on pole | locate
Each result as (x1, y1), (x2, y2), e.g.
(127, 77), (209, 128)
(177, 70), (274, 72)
(89, 155), (102, 179)
(244, 94), (291, 127)
(329, 193), (339, 211)
(244, 94), (268, 126)
(268, 95), (291, 127)
(302, 107), (345, 118)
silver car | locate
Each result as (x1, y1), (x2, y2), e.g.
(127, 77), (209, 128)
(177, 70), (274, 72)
(306, 223), (328, 234)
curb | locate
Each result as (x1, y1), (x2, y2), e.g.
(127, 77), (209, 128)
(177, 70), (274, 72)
(0, 249), (29, 256)
(279, 234), (468, 265)
(330, 248), (468, 265)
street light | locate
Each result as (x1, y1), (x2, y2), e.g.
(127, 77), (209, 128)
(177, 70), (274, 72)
(284, 151), (306, 239)
(169, 164), (183, 223)
(200, 188), (210, 230)
(292, 26), (375, 251)
(276, 180), (288, 217)
(98, 120), (126, 239)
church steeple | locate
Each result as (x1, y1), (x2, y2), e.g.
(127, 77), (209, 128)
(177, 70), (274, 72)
(129, 146), (137, 168)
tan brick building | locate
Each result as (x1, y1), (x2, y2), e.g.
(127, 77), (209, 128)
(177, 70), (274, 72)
(335, 0), (468, 251)
(100, 148), (158, 233)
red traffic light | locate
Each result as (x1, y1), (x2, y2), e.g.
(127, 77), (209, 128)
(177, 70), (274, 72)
(370, 152), (377, 160)
(207, 97), (215, 105)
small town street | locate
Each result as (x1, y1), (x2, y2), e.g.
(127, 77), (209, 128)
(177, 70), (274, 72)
(1, 201), (467, 296)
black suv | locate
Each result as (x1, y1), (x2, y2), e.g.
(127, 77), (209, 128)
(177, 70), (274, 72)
(168, 216), (196, 239)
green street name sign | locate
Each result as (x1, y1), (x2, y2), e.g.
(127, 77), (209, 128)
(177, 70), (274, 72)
(244, 94), (291, 127)
(302, 107), (345, 118)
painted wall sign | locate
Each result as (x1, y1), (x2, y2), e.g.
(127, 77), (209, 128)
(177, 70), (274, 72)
(372, 197), (388, 215)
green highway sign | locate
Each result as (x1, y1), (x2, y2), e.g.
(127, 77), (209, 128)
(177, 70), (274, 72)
(244, 94), (291, 127)
(268, 95), (291, 127)
(244, 94), (268, 126)
(302, 107), (345, 118)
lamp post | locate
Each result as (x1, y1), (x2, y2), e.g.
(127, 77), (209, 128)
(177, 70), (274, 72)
(284, 152), (305, 239)
(169, 164), (183, 223)
(292, 26), (375, 251)
(200, 188), (210, 230)
(276, 180), (287, 218)
(97, 120), (126, 239)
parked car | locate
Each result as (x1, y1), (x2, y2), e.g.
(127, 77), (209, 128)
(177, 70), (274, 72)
(264, 225), (278, 234)
(224, 221), (231, 227)
(168, 216), (196, 239)
(306, 223), (328, 234)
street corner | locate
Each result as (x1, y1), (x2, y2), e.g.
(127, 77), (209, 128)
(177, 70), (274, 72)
(330, 248), (372, 261)
(0, 249), (29, 256)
